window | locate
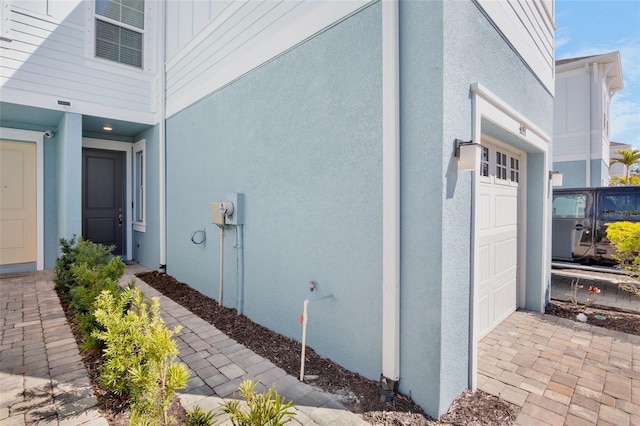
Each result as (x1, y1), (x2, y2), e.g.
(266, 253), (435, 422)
(133, 140), (146, 232)
(553, 194), (588, 218)
(496, 151), (507, 180)
(601, 193), (640, 219)
(95, 0), (144, 68)
(510, 157), (519, 183)
(480, 147), (490, 177)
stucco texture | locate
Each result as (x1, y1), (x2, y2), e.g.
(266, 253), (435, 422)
(164, 0), (554, 419)
(166, 4), (383, 379)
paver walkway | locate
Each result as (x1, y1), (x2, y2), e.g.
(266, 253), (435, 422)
(0, 271), (107, 425)
(478, 310), (640, 425)
(2, 266), (640, 425)
(120, 265), (368, 425)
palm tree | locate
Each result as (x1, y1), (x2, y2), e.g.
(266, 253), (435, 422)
(610, 149), (640, 184)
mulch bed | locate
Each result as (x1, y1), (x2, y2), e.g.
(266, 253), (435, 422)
(137, 271), (517, 425)
(56, 269), (640, 425)
(544, 300), (640, 336)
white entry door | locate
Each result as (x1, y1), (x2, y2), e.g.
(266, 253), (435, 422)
(0, 140), (37, 266)
(474, 142), (522, 341)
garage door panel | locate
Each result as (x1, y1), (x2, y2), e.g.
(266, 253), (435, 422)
(478, 244), (491, 281)
(495, 195), (518, 227)
(494, 238), (517, 274)
(479, 194), (491, 230)
(494, 279), (517, 323)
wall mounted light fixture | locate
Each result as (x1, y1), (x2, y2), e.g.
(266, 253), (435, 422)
(455, 139), (481, 171)
(549, 171), (563, 187)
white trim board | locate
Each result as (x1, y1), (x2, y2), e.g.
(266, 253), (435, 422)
(0, 128), (45, 270)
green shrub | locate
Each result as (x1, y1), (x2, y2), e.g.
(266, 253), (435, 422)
(185, 406), (217, 426)
(219, 380), (295, 426)
(93, 287), (189, 426)
(54, 236), (119, 296)
(606, 221), (640, 273)
(54, 236), (78, 295)
(68, 253), (125, 349)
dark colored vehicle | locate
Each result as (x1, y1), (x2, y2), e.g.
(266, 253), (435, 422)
(552, 186), (640, 264)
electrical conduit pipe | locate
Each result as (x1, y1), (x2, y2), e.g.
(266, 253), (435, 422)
(218, 225), (224, 305)
(236, 224), (244, 315)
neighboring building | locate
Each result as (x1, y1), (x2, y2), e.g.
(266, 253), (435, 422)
(609, 141), (633, 179)
(553, 52), (624, 187)
(0, 0), (555, 417)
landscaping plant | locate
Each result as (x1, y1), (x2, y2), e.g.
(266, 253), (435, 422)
(54, 237), (126, 349)
(185, 406), (217, 426)
(92, 287), (189, 426)
(606, 221), (640, 297)
(219, 380), (296, 426)
(54, 237), (117, 294)
(606, 221), (640, 273)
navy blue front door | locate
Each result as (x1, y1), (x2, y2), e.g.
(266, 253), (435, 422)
(82, 148), (125, 255)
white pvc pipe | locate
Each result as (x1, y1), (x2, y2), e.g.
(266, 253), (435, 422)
(381, 0), (401, 382)
(299, 299), (309, 381)
(236, 224), (245, 315)
(218, 226), (224, 306)
(299, 295), (333, 381)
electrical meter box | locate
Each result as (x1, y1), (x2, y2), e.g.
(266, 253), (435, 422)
(211, 202), (227, 225)
(210, 193), (243, 225)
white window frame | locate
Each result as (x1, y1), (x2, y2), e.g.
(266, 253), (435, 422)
(478, 142), (521, 188)
(84, 0), (156, 75)
(133, 139), (146, 232)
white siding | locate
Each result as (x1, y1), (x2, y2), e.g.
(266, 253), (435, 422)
(476, 0), (555, 93)
(165, 0), (372, 117)
(0, 2), (157, 124)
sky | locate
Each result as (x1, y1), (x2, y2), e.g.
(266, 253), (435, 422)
(554, 0), (640, 149)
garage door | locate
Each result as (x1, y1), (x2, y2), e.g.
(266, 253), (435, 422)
(474, 142), (522, 341)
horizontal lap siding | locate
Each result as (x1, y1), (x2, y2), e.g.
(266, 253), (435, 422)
(475, 0), (554, 92)
(1, 5), (154, 118)
(165, 0), (372, 117)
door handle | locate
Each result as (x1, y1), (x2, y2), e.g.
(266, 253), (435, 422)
(118, 208), (123, 227)
(574, 224), (584, 230)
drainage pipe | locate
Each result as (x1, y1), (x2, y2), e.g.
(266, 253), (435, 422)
(299, 295), (333, 381)
(218, 225), (224, 306)
(381, 0), (401, 385)
(236, 224), (245, 315)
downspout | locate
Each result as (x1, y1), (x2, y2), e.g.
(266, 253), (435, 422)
(380, 0), (400, 400)
(585, 63), (593, 187)
(158, 1), (167, 272)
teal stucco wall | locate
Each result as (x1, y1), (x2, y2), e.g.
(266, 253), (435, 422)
(166, 2), (384, 380)
(164, 0), (553, 418)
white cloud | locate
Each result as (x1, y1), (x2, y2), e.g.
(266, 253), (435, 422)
(611, 95), (640, 147)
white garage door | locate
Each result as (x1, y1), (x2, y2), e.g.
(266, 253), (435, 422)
(474, 142), (522, 341)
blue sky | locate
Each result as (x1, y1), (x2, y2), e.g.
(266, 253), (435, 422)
(555, 0), (640, 149)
